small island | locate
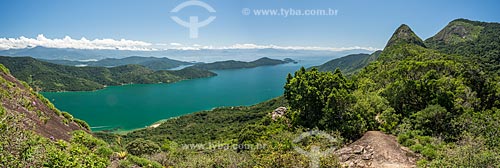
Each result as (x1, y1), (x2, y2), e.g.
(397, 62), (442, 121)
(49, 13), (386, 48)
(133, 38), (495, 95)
(191, 57), (295, 70)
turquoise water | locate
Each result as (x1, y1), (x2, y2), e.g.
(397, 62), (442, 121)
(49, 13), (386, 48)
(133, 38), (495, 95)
(42, 58), (328, 131)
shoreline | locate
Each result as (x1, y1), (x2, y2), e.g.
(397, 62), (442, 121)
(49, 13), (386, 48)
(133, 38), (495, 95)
(92, 117), (180, 135)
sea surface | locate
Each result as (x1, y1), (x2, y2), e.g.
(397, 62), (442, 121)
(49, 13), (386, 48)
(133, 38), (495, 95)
(42, 57), (330, 132)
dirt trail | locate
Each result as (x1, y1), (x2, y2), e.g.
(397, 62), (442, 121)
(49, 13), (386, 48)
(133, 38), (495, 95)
(335, 131), (419, 168)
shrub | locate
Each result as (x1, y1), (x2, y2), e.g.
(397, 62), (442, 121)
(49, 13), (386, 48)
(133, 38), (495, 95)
(120, 155), (163, 168)
(125, 138), (161, 156)
(160, 139), (178, 152)
(95, 146), (114, 158)
(0, 64), (10, 74)
(427, 134), (500, 167)
(70, 130), (107, 150)
(61, 111), (74, 120)
(73, 118), (91, 130)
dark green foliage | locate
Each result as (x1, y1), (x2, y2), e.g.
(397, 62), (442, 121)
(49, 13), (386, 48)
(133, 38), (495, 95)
(168, 67), (217, 79)
(192, 57), (287, 70)
(120, 97), (286, 145)
(315, 51), (381, 75)
(411, 105), (452, 137)
(285, 67), (352, 129)
(125, 138), (161, 156)
(284, 67), (377, 139)
(358, 43), (482, 129)
(0, 56), (216, 91)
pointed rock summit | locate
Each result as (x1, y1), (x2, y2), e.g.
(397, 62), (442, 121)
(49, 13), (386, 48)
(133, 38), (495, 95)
(385, 24), (425, 48)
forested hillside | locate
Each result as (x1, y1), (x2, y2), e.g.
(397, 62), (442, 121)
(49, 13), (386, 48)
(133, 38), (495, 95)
(0, 56), (216, 91)
(191, 57), (289, 70)
(315, 51), (381, 75)
(43, 56), (192, 70)
(425, 19), (500, 74)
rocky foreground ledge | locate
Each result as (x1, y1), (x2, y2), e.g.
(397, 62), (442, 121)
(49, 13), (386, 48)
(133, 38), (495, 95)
(335, 131), (420, 168)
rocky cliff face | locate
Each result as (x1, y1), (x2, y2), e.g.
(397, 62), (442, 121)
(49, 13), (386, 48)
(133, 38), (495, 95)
(0, 64), (88, 141)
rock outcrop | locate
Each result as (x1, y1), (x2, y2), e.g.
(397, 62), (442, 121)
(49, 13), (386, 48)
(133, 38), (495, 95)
(0, 64), (88, 141)
(271, 107), (287, 120)
(335, 131), (419, 168)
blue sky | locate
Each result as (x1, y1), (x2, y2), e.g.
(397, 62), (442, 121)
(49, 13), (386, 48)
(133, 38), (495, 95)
(0, 0), (499, 50)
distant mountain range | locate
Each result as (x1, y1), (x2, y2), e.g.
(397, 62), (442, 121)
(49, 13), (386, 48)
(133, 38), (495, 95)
(0, 46), (373, 62)
(0, 56), (216, 91)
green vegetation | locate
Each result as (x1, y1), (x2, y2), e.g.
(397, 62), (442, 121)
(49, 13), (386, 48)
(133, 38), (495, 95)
(0, 64), (9, 74)
(96, 19), (500, 167)
(191, 57), (289, 70)
(1, 19), (499, 167)
(125, 138), (161, 156)
(0, 63), (165, 167)
(315, 51), (381, 75)
(120, 97), (286, 144)
(385, 24), (426, 48)
(0, 67), (112, 166)
(0, 113), (110, 167)
(283, 22), (500, 166)
(0, 108), (163, 168)
(97, 97), (343, 167)
(0, 56), (216, 91)
(425, 19), (500, 74)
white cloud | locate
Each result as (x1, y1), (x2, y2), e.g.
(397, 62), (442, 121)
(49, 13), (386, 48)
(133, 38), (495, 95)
(161, 43), (380, 51)
(0, 34), (154, 51)
(0, 35), (380, 52)
(169, 43), (182, 46)
(217, 43), (380, 51)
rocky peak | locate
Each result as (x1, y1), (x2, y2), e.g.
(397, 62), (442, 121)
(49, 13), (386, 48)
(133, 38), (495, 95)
(385, 24), (425, 48)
